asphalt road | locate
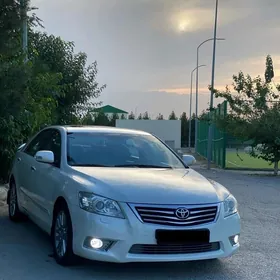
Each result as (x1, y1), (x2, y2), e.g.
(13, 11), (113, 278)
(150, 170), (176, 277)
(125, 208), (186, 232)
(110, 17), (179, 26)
(0, 168), (279, 280)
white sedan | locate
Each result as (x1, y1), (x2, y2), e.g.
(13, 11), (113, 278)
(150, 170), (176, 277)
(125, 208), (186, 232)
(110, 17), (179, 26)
(7, 126), (240, 266)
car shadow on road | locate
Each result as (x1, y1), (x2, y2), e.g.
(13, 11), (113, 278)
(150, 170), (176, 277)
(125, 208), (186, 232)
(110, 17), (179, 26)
(0, 209), (240, 280)
(77, 258), (228, 279)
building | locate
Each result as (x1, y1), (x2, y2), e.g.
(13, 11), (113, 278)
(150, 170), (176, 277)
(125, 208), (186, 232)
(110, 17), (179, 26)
(116, 119), (181, 150)
(91, 105), (128, 119)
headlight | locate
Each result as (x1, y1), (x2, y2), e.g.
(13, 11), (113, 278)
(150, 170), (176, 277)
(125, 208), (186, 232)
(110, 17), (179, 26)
(224, 194), (238, 217)
(78, 192), (125, 219)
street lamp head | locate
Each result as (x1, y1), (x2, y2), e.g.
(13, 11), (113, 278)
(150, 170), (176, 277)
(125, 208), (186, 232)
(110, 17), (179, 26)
(191, 64), (206, 74)
(197, 37), (225, 49)
(198, 64), (206, 68)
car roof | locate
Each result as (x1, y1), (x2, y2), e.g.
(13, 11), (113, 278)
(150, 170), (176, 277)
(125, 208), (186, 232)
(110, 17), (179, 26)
(53, 125), (151, 136)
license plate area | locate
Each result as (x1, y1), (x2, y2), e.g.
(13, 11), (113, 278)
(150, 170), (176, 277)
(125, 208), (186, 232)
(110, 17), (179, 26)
(155, 229), (210, 244)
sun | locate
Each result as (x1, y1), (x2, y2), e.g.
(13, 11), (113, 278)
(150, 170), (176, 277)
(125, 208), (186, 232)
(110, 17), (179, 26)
(169, 11), (195, 33)
(178, 20), (190, 32)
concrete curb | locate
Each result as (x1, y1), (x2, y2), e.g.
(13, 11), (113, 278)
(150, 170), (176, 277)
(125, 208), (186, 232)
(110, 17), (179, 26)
(0, 185), (8, 202)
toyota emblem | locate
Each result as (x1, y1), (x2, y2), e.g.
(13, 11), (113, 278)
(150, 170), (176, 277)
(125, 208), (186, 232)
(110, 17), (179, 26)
(175, 207), (190, 219)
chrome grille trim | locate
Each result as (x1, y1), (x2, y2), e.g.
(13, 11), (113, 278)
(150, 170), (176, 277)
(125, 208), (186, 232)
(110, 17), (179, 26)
(140, 212), (215, 221)
(128, 203), (221, 227)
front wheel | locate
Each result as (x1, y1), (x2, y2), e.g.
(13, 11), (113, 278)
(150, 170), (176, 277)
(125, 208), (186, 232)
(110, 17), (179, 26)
(52, 204), (76, 266)
(8, 181), (24, 222)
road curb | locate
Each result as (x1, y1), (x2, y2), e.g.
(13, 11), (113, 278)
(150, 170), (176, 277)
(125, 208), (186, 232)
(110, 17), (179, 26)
(0, 185), (8, 202)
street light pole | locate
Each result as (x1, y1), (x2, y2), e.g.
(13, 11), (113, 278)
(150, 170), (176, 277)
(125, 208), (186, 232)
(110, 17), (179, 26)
(194, 37), (225, 152)
(207, 0), (219, 170)
(20, 0), (28, 62)
(189, 65), (206, 151)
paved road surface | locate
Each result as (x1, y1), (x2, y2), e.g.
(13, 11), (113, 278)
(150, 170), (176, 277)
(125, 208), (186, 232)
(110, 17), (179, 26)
(0, 168), (279, 280)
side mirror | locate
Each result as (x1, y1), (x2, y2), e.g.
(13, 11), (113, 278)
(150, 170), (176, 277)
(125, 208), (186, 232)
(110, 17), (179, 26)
(35, 150), (54, 164)
(182, 155), (196, 166)
(17, 143), (26, 151)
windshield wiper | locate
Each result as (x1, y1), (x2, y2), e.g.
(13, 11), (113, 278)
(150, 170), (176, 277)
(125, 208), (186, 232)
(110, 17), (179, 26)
(114, 164), (173, 169)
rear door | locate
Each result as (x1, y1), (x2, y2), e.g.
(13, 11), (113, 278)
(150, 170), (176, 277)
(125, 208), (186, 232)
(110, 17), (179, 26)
(13, 149), (30, 212)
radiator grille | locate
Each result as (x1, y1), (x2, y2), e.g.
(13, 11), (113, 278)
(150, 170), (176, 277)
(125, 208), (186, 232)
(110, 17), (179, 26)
(132, 205), (218, 226)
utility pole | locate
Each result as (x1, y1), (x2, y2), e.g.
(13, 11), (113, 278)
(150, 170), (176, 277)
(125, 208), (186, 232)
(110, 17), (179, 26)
(189, 65), (206, 151)
(188, 71), (193, 151)
(194, 37), (224, 153)
(20, 0), (28, 62)
(207, 0), (219, 169)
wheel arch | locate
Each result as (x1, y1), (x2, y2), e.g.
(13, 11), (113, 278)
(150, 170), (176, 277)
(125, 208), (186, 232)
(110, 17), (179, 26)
(53, 196), (68, 215)
(51, 196), (70, 233)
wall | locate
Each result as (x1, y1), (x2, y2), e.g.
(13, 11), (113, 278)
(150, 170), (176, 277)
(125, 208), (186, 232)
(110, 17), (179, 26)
(116, 120), (181, 149)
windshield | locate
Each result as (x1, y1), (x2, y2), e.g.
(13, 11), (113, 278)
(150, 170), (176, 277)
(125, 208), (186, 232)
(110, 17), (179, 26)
(67, 132), (185, 169)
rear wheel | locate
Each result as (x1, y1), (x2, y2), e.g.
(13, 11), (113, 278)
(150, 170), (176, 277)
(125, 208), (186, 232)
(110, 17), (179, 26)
(8, 181), (24, 222)
(52, 203), (76, 266)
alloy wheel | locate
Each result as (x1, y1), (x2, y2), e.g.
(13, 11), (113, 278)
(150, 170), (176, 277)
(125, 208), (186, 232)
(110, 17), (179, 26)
(54, 211), (68, 258)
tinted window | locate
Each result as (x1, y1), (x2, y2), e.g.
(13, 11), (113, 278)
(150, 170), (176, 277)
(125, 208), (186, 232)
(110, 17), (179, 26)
(24, 130), (53, 157)
(49, 130), (61, 167)
(67, 132), (184, 169)
(24, 129), (61, 167)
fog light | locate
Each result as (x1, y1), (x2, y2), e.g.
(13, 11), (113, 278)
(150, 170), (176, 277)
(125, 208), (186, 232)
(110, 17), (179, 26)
(90, 238), (103, 249)
(83, 237), (114, 251)
(229, 234), (240, 246)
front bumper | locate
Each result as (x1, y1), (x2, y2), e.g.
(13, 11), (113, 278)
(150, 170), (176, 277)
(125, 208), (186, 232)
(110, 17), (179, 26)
(70, 203), (240, 263)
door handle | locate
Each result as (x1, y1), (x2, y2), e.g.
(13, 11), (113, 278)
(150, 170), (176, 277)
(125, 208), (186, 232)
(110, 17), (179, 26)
(31, 166), (36, 171)
(17, 158), (21, 162)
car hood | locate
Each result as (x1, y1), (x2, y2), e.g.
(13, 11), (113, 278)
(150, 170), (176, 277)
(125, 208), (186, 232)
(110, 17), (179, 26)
(71, 167), (229, 204)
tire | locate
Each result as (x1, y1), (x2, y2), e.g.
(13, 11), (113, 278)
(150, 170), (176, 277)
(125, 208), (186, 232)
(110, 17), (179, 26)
(8, 181), (24, 222)
(52, 202), (76, 266)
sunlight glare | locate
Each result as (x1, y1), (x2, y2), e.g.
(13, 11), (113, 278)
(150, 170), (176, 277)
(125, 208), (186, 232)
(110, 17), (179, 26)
(178, 20), (190, 32)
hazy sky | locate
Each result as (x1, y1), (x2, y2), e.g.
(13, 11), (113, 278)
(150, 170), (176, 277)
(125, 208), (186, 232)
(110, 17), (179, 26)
(32, 0), (280, 118)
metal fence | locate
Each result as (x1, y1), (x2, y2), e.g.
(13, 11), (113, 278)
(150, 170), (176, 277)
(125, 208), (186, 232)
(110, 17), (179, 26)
(196, 101), (227, 168)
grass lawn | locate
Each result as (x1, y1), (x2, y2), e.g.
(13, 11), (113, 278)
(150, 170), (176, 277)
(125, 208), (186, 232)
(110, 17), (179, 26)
(226, 151), (272, 169)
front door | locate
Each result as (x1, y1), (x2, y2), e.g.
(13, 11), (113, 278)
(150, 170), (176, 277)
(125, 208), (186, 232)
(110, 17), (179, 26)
(19, 130), (52, 213)
(28, 129), (63, 232)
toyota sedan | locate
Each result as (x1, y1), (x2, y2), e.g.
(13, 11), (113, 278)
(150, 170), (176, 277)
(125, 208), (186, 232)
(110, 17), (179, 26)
(7, 126), (240, 266)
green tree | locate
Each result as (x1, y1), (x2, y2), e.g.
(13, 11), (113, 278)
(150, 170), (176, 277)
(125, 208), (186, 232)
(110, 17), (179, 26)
(128, 111), (135, 119)
(156, 113), (164, 120)
(29, 32), (106, 124)
(191, 113), (196, 147)
(0, 0), (41, 57)
(0, 0), (21, 56)
(81, 112), (95, 125)
(110, 113), (119, 126)
(169, 110), (178, 120)
(93, 112), (110, 126)
(120, 114), (126, 120)
(0, 58), (62, 181)
(137, 113), (143, 120)
(265, 55), (274, 83)
(0, 1), (105, 181)
(0, 0), (62, 181)
(0, 58), (28, 181)
(214, 55), (280, 175)
(142, 111), (150, 120)
(199, 110), (209, 120)
(180, 112), (188, 147)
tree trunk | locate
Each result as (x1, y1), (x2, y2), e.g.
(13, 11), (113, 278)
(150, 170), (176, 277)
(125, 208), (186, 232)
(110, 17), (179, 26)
(273, 161), (279, 176)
